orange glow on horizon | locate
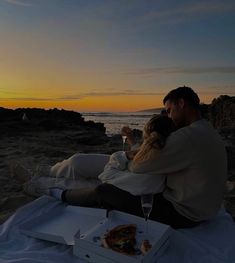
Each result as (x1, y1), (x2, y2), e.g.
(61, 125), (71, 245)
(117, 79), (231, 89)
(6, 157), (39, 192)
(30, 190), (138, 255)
(0, 93), (219, 112)
(0, 95), (165, 112)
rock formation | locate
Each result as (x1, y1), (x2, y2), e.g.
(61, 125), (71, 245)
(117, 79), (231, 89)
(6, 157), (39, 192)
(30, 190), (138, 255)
(0, 108), (106, 142)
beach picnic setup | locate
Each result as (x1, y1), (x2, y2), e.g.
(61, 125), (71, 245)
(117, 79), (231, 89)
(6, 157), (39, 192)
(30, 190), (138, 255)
(1, 0), (235, 262)
(0, 195), (235, 263)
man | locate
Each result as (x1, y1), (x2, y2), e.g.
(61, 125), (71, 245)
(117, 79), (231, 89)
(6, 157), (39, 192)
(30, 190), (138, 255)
(91, 86), (227, 228)
(148, 86), (227, 226)
(24, 87), (227, 229)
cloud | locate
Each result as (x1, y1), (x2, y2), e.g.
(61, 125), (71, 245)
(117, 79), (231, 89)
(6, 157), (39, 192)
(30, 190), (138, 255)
(140, 1), (235, 23)
(0, 97), (54, 101)
(0, 90), (166, 102)
(201, 85), (235, 95)
(200, 91), (235, 96)
(123, 66), (235, 76)
(58, 91), (165, 100)
(206, 85), (235, 90)
(4, 0), (32, 7)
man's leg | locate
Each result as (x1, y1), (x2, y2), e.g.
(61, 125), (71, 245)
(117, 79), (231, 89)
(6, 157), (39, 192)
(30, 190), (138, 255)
(62, 184), (200, 229)
(95, 183), (142, 215)
(63, 183), (142, 215)
(150, 193), (201, 229)
(95, 185), (201, 228)
(62, 187), (101, 207)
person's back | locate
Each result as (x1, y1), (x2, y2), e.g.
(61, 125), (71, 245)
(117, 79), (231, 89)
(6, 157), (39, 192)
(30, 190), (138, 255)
(163, 119), (227, 221)
(131, 86), (228, 224)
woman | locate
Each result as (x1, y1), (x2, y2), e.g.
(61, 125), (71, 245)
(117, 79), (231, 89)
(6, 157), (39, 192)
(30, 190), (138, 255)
(97, 115), (175, 195)
(12, 115), (176, 222)
(45, 115), (175, 209)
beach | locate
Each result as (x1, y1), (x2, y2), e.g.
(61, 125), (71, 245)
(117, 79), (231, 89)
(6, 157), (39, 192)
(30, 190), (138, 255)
(0, 101), (235, 224)
(0, 129), (124, 224)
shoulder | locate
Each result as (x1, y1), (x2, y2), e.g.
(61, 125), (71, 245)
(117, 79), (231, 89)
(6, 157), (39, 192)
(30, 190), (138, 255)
(166, 127), (191, 145)
(169, 119), (211, 141)
(164, 121), (205, 150)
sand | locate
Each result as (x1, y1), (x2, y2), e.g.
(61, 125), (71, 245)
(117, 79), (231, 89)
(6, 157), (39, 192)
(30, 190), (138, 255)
(0, 128), (122, 224)
(1, 128), (234, 224)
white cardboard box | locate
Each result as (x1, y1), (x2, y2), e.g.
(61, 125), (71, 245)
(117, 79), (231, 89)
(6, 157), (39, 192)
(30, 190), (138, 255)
(73, 210), (171, 263)
(20, 205), (172, 263)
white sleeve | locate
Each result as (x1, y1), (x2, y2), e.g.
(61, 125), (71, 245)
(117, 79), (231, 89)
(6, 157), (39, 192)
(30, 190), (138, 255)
(98, 151), (165, 195)
(105, 151), (128, 170)
(102, 170), (165, 196)
(98, 151), (128, 182)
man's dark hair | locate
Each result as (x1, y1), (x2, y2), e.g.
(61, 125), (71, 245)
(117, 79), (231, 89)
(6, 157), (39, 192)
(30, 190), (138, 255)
(163, 86), (200, 108)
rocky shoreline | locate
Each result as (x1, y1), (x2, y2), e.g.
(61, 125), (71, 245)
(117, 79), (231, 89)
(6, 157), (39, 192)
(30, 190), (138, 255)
(0, 107), (126, 223)
(0, 96), (234, 223)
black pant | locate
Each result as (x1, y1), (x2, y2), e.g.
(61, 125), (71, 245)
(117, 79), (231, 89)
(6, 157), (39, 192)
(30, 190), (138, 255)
(63, 183), (201, 229)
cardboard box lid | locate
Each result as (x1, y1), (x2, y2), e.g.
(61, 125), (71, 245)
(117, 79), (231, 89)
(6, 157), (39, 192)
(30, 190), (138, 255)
(20, 205), (107, 245)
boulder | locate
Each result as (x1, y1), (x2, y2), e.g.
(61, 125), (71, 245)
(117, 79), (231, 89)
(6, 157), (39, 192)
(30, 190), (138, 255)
(209, 95), (235, 129)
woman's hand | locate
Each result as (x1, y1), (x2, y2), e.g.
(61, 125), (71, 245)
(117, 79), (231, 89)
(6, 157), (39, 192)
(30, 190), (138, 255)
(125, 150), (138, 160)
(121, 126), (136, 146)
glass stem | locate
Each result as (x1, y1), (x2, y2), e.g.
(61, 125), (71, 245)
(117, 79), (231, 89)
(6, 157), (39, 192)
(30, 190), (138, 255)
(145, 218), (148, 237)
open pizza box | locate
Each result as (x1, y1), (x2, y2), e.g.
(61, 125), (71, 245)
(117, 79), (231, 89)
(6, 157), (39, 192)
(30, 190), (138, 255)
(20, 204), (172, 263)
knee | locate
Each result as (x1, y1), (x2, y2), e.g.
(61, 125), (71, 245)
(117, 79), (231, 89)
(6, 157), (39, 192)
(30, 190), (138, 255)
(94, 183), (117, 209)
(69, 153), (81, 163)
(95, 183), (109, 193)
(68, 153), (86, 169)
(95, 183), (115, 197)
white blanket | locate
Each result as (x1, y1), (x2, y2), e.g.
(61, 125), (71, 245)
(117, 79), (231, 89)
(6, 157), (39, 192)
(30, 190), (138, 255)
(0, 196), (235, 263)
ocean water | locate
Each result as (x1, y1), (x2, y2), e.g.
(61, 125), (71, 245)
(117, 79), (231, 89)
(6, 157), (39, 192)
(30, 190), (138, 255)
(81, 112), (161, 136)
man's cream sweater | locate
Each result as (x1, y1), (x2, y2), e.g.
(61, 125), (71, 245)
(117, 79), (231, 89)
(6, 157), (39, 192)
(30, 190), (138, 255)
(131, 119), (227, 221)
(99, 119), (227, 221)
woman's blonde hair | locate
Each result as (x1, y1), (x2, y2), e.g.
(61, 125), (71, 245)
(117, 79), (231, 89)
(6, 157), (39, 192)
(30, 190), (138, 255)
(133, 115), (175, 164)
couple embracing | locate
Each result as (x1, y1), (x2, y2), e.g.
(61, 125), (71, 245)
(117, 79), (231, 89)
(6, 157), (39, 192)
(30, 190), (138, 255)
(16, 86), (227, 229)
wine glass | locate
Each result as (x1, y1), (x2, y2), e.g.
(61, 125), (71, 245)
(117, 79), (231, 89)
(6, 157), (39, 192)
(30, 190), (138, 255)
(121, 125), (131, 151)
(141, 194), (154, 236)
(122, 135), (127, 151)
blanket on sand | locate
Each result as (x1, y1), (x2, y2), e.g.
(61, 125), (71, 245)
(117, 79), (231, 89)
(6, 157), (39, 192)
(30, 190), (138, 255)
(0, 196), (235, 263)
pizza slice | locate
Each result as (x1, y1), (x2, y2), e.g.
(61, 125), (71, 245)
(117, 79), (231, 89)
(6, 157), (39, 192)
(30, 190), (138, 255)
(102, 224), (137, 255)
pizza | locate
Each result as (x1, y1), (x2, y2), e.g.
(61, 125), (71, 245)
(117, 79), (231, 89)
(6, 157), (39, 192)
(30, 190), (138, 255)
(102, 224), (137, 255)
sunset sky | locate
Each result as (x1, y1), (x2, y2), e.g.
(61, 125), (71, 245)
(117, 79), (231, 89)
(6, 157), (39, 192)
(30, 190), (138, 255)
(0, 0), (234, 112)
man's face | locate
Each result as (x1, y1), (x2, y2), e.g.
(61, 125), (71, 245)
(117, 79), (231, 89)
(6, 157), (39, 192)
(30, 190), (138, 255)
(164, 99), (185, 128)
